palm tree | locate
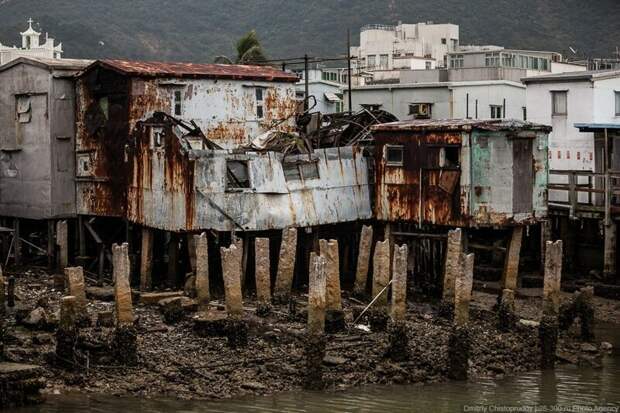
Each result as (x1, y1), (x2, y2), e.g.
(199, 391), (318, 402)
(214, 30), (267, 64)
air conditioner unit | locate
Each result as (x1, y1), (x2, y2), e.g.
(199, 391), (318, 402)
(410, 103), (432, 119)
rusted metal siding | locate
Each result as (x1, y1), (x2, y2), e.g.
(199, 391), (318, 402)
(76, 63), (298, 219)
(373, 120), (550, 228)
(374, 131), (466, 226)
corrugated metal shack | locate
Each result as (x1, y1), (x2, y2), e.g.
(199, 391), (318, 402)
(0, 57), (91, 266)
(75, 59), (300, 219)
(370, 119), (551, 294)
(372, 119), (550, 227)
(0, 57), (91, 219)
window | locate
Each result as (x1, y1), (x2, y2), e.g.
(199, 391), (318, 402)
(98, 96), (109, 120)
(522, 107), (527, 121)
(490, 105), (503, 119)
(425, 61), (432, 70)
(485, 52), (500, 67)
(615, 91), (620, 116)
(552, 91), (567, 116)
(367, 55), (376, 69)
(150, 126), (164, 149)
(450, 39), (458, 50)
(438, 146), (460, 169)
(173, 90), (182, 116)
(283, 160), (320, 182)
(441, 38), (447, 45)
(385, 145), (404, 166)
(450, 54), (464, 68)
(335, 101), (344, 113)
(76, 153), (93, 177)
(256, 88), (264, 119)
(409, 103), (432, 119)
(379, 54), (389, 69)
(226, 160), (251, 190)
(16, 95), (32, 123)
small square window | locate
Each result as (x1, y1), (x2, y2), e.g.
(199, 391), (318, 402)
(226, 160), (251, 190)
(490, 105), (503, 119)
(385, 145), (404, 166)
(77, 153), (93, 177)
(283, 160), (320, 182)
(439, 146), (460, 168)
(150, 127), (164, 149)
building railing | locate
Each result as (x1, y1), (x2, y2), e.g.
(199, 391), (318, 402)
(548, 170), (620, 219)
(361, 24), (396, 32)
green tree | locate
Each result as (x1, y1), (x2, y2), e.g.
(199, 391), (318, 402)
(214, 30), (267, 64)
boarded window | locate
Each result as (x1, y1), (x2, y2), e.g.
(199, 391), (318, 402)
(283, 160), (320, 182)
(552, 91), (567, 116)
(226, 160), (251, 190)
(16, 95), (32, 123)
(385, 145), (404, 166)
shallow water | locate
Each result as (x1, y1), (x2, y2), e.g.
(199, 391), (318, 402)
(12, 325), (620, 413)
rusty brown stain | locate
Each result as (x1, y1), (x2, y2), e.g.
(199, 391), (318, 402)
(206, 122), (247, 144)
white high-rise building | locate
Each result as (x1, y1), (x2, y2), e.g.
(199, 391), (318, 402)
(350, 22), (459, 70)
(0, 19), (63, 65)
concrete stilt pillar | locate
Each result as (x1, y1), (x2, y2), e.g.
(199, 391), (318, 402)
(65, 267), (87, 313)
(540, 240), (562, 369)
(320, 239), (341, 311)
(372, 240), (390, 307)
(194, 232), (210, 311)
(307, 252), (327, 336)
(454, 253), (475, 327)
(221, 242), (244, 319)
(603, 222), (616, 279)
(56, 220), (69, 271)
(139, 228), (154, 291)
(353, 225), (373, 296)
(254, 237), (271, 315)
(442, 228), (463, 305)
(543, 240), (563, 317)
(55, 295), (78, 368)
(498, 288), (517, 332)
(390, 244), (408, 322)
(274, 228), (297, 303)
(501, 226), (523, 291)
(112, 243), (134, 326)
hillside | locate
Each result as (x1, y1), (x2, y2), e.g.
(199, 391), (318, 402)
(0, 0), (618, 63)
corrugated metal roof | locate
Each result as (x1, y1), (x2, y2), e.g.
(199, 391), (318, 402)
(372, 118), (552, 133)
(575, 123), (620, 132)
(84, 59), (299, 82)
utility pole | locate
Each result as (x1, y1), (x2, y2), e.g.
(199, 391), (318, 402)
(304, 54), (309, 111)
(347, 29), (353, 115)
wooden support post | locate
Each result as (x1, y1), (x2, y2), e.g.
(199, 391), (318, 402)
(274, 228), (297, 303)
(501, 226), (523, 291)
(543, 240), (563, 317)
(140, 228), (154, 291)
(167, 233), (179, 288)
(47, 220), (56, 270)
(56, 220), (69, 271)
(540, 220), (551, 274)
(353, 225), (373, 296)
(113, 243), (134, 326)
(13, 218), (21, 266)
(194, 232), (210, 311)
